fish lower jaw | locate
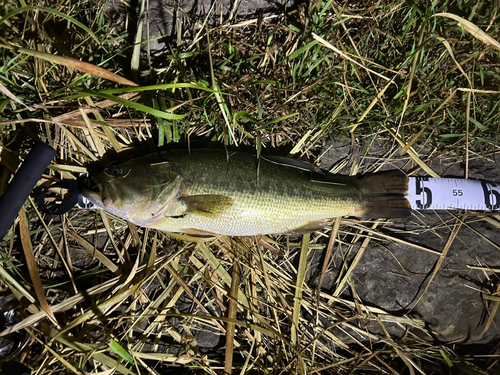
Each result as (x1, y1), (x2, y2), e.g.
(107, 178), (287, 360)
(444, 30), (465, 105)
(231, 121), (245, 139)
(81, 191), (105, 208)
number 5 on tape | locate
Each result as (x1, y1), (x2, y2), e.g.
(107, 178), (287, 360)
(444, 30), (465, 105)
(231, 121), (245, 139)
(407, 177), (500, 211)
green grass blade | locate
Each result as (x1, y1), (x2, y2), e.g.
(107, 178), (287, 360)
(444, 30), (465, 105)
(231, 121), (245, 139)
(0, 6), (99, 43)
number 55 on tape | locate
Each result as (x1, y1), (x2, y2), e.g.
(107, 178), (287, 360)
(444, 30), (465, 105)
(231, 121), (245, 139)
(407, 177), (500, 211)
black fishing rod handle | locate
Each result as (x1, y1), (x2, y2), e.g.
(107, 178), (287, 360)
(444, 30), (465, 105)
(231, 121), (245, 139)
(0, 143), (56, 239)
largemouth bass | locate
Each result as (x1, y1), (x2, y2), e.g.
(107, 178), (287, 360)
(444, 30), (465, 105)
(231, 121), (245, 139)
(82, 150), (411, 236)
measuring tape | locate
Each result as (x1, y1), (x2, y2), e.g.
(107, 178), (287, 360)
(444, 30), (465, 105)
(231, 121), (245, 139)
(407, 177), (500, 211)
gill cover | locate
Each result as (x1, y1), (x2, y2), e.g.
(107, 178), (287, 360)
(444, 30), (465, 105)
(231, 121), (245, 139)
(83, 157), (183, 225)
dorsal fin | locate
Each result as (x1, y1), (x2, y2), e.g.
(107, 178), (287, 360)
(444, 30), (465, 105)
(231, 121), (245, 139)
(261, 155), (325, 175)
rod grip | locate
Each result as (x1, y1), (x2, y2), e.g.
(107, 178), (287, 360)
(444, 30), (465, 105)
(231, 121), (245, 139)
(0, 143), (56, 239)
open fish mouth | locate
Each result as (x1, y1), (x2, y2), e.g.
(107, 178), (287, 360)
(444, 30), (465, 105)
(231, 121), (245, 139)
(82, 176), (116, 207)
(82, 175), (96, 191)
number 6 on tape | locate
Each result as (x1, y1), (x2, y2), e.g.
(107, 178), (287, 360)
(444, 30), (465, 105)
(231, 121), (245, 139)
(407, 177), (500, 211)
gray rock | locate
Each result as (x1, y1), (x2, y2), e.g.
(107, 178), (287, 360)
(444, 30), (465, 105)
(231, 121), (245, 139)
(118, 0), (302, 54)
(311, 140), (500, 345)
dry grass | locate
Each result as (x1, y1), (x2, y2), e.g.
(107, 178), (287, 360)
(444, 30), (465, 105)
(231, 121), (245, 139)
(1, 0), (500, 374)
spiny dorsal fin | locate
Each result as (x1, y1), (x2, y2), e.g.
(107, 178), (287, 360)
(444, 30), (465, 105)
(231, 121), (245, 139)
(179, 195), (234, 218)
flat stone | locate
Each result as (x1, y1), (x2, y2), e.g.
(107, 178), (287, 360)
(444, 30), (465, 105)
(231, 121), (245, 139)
(111, 0), (302, 54)
(310, 140), (500, 344)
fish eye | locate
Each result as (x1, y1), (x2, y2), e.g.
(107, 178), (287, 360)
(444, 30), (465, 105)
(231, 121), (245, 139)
(104, 165), (131, 178)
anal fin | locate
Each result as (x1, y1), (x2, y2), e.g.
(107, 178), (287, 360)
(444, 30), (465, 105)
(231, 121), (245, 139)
(290, 220), (330, 234)
(166, 231), (218, 242)
(182, 228), (219, 237)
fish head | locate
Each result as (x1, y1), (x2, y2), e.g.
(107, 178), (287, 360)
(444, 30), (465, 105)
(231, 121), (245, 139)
(82, 158), (183, 225)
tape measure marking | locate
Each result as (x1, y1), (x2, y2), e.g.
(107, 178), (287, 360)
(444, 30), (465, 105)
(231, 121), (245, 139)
(407, 177), (500, 211)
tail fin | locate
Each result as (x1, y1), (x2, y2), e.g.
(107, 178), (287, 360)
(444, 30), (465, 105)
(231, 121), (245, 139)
(358, 172), (411, 218)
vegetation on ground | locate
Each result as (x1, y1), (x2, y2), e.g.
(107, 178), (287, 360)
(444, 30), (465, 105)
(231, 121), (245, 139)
(1, 0), (500, 373)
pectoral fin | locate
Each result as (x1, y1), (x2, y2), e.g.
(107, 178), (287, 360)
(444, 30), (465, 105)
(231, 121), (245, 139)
(179, 195), (234, 218)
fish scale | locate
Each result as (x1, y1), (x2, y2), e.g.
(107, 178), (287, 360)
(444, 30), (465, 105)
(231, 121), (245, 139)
(162, 151), (361, 235)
